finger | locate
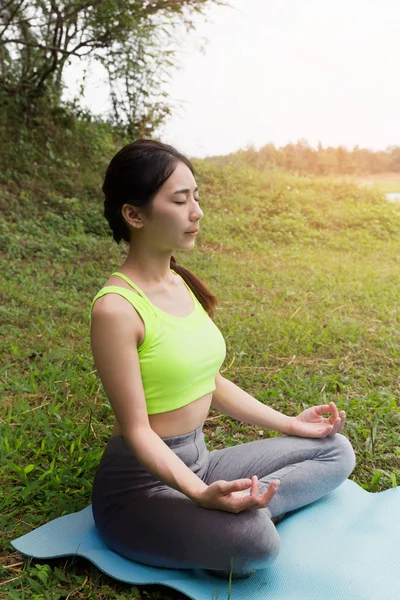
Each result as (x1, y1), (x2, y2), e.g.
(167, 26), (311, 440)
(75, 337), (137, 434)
(329, 417), (341, 435)
(259, 480), (280, 506)
(306, 421), (335, 438)
(250, 475), (259, 498)
(222, 478), (252, 494)
(329, 401), (339, 422)
(330, 411), (346, 434)
(313, 404), (333, 416)
(319, 424), (334, 437)
(237, 479), (281, 512)
(238, 479), (279, 511)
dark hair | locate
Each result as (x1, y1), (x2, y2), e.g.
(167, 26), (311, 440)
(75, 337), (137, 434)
(102, 139), (218, 318)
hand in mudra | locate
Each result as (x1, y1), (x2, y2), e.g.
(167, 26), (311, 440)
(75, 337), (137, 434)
(288, 401), (346, 438)
(195, 475), (280, 514)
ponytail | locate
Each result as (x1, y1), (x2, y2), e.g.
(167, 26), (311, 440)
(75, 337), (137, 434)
(170, 256), (218, 319)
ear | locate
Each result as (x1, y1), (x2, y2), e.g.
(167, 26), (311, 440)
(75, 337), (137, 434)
(121, 204), (144, 229)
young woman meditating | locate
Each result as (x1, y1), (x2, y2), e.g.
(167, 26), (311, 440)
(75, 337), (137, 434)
(90, 139), (356, 578)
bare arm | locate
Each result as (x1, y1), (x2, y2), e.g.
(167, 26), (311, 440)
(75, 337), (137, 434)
(90, 295), (207, 502)
(211, 373), (293, 433)
(211, 373), (346, 438)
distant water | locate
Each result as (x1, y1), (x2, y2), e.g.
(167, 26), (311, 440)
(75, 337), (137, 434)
(386, 192), (400, 203)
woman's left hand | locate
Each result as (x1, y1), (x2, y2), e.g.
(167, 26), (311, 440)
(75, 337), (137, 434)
(287, 401), (346, 438)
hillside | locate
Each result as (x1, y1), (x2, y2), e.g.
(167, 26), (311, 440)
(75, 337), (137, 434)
(1, 130), (400, 599)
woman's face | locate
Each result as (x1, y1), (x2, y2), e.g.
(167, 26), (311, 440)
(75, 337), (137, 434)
(139, 161), (204, 251)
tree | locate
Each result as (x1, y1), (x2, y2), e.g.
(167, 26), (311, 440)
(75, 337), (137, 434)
(387, 146), (400, 173)
(0, 0), (220, 134)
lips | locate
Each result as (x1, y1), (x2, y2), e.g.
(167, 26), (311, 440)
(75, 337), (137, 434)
(185, 229), (199, 233)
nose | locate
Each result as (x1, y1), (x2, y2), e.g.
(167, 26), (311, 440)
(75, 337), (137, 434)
(190, 200), (203, 221)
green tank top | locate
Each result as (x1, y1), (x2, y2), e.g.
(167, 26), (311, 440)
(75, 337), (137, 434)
(90, 271), (226, 415)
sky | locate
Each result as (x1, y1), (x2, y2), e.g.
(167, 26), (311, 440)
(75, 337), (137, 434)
(63, 0), (400, 158)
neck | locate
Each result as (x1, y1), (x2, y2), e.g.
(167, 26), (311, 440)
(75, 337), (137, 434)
(121, 240), (175, 285)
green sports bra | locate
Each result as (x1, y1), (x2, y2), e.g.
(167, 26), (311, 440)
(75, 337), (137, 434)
(90, 271), (226, 415)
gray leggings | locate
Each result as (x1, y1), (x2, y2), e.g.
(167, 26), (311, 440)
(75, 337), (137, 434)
(92, 425), (355, 573)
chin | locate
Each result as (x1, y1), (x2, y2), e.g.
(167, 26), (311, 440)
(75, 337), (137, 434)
(178, 238), (197, 250)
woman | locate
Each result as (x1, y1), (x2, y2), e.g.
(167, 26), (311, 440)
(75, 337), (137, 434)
(90, 139), (356, 578)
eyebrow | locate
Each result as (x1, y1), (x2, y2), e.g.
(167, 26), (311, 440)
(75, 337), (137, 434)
(171, 187), (199, 195)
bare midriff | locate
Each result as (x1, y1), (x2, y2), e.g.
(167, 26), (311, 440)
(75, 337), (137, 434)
(111, 391), (213, 439)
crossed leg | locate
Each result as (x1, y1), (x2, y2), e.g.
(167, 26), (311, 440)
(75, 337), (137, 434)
(94, 432), (355, 574)
(204, 432), (356, 519)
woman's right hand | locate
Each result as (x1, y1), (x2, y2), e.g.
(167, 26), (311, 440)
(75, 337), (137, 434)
(193, 475), (280, 514)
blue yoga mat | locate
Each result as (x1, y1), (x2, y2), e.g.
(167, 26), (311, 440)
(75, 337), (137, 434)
(11, 479), (400, 600)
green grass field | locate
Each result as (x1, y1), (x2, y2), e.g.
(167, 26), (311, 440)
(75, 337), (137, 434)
(1, 162), (400, 599)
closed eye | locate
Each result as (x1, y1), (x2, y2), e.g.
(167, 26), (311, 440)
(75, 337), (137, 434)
(173, 198), (200, 205)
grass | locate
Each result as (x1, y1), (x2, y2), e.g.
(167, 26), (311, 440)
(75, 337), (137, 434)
(1, 161), (400, 599)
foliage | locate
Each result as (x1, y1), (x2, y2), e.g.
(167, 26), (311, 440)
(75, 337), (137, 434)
(0, 104), (122, 216)
(0, 0), (218, 134)
(1, 150), (400, 597)
(214, 140), (400, 176)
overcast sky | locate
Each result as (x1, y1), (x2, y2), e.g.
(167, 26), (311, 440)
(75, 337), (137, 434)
(63, 0), (400, 158)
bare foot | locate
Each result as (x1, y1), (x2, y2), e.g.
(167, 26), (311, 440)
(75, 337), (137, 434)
(271, 513), (286, 525)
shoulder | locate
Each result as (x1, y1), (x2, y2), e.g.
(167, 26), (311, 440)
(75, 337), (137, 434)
(92, 292), (134, 319)
(91, 291), (145, 343)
